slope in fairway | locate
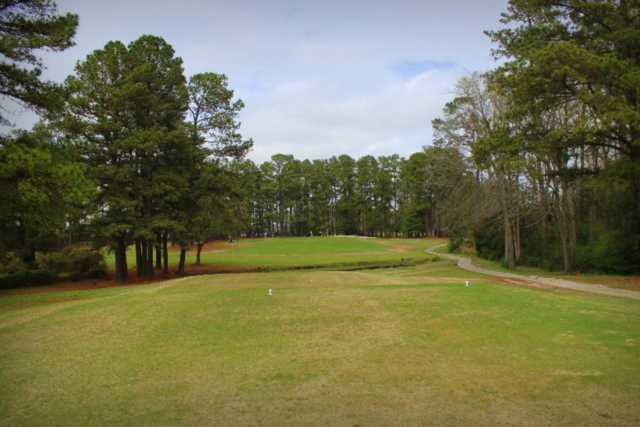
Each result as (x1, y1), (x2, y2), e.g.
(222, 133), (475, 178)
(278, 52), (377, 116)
(1, 261), (639, 426)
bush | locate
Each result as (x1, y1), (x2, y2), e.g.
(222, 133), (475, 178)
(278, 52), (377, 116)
(0, 248), (106, 289)
(448, 237), (463, 253)
(36, 248), (106, 278)
(0, 270), (56, 289)
(575, 231), (640, 274)
(474, 216), (504, 261)
(0, 252), (27, 274)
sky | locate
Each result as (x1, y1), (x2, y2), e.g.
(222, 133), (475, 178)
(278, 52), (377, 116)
(2, 0), (509, 163)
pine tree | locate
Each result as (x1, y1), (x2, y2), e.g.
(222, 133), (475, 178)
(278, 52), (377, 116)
(0, 0), (77, 124)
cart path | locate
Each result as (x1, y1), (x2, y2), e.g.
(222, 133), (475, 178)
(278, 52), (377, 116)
(427, 245), (640, 301)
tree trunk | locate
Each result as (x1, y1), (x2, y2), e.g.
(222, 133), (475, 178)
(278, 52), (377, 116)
(140, 240), (147, 276)
(504, 211), (515, 269)
(149, 242), (155, 278)
(537, 168), (551, 267)
(162, 232), (169, 274)
(588, 203), (596, 243)
(560, 227), (572, 273)
(155, 237), (162, 269)
(565, 181), (577, 272)
(542, 215), (549, 266)
(498, 172), (515, 269)
(144, 241), (154, 280)
(554, 184), (574, 273)
(17, 222), (36, 266)
(631, 145), (640, 249)
(514, 213), (521, 262)
(177, 248), (187, 275)
(196, 243), (204, 265)
(22, 246), (36, 266)
(135, 240), (143, 277)
(114, 238), (128, 283)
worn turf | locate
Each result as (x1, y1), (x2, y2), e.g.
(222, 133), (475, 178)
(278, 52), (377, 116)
(1, 258), (639, 426)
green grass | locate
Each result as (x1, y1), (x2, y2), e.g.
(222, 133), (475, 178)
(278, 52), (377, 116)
(1, 256), (639, 425)
(106, 236), (442, 270)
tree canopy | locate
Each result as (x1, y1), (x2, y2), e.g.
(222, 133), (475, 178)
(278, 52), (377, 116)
(0, 0), (78, 125)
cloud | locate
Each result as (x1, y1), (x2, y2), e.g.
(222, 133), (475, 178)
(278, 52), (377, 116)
(1, 0), (510, 161)
(241, 68), (466, 162)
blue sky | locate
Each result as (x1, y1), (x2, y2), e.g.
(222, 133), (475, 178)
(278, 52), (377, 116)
(392, 60), (458, 78)
(1, 0), (509, 162)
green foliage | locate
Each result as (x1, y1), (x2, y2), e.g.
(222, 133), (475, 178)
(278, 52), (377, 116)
(474, 216), (504, 261)
(428, 2), (640, 274)
(36, 247), (106, 277)
(0, 269), (55, 289)
(229, 146), (469, 239)
(187, 72), (253, 158)
(0, 127), (95, 264)
(0, 252), (27, 274)
(447, 236), (462, 253)
(0, 0), (78, 124)
(484, 0), (640, 272)
(61, 35), (194, 280)
(575, 231), (640, 275)
(0, 246), (105, 289)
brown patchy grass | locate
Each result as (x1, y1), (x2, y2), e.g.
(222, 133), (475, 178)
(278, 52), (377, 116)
(185, 240), (242, 252)
(1, 264), (639, 425)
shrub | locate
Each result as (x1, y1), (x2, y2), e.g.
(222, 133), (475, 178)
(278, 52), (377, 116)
(36, 248), (106, 278)
(575, 231), (640, 274)
(474, 216), (503, 261)
(0, 270), (56, 289)
(448, 237), (463, 253)
(0, 252), (27, 274)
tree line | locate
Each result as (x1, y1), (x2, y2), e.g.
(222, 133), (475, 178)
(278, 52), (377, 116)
(431, 1), (640, 273)
(223, 149), (469, 239)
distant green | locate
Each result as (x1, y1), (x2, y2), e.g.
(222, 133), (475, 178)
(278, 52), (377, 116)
(105, 237), (441, 269)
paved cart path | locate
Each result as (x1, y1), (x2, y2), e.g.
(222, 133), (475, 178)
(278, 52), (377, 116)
(427, 245), (640, 301)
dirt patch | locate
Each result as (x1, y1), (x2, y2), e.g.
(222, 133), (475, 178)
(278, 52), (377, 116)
(187, 264), (258, 274)
(553, 369), (603, 377)
(0, 276), (149, 295)
(165, 240), (241, 253)
(196, 240), (241, 252)
(385, 244), (413, 253)
(495, 277), (556, 290)
(382, 238), (443, 253)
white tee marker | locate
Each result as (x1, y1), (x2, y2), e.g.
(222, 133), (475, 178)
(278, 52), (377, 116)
(268, 288), (273, 296)
(465, 280), (470, 288)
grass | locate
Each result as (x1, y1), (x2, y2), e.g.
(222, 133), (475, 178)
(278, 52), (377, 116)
(106, 236), (442, 270)
(1, 243), (639, 425)
(436, 244), (640, 291)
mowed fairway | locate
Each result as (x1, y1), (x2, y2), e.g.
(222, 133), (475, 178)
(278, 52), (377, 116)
(2, 240), (640, 426)
(107, 236), (438, 270)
